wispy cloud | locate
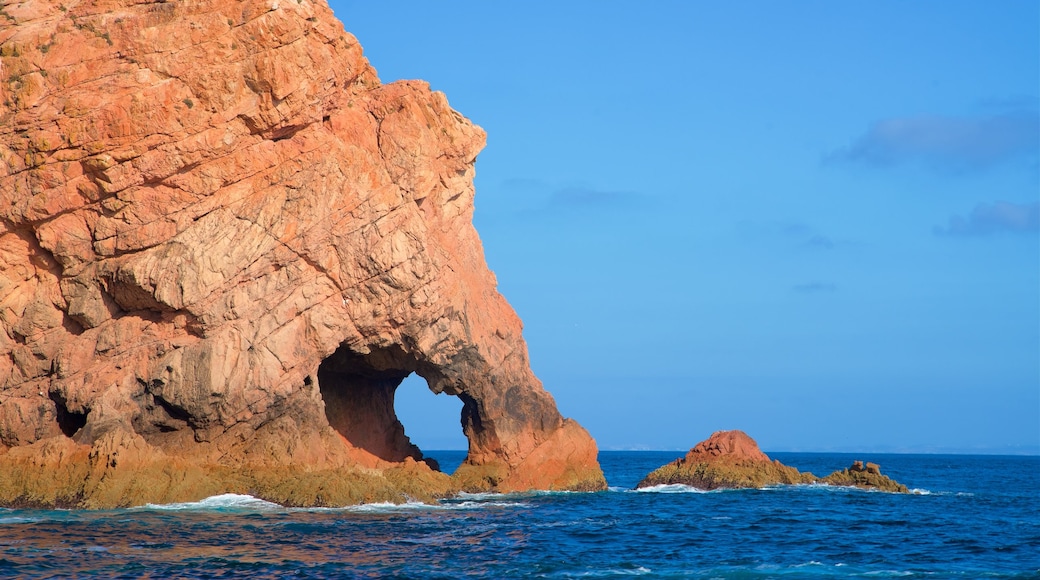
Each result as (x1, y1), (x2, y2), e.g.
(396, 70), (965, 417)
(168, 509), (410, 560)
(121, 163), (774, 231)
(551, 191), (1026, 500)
(793, 282), (837, 294)
(935, 201), (1040, 236)
(738, 221), (846, 251)
(805, 235), (835, 250)
(827, 110), (1039, 171)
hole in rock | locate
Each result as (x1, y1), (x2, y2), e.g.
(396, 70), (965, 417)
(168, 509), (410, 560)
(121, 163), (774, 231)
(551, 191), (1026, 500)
(317, 344), (466, 473)
(49, 392), (87, 438)
(394, 374), (467, 474)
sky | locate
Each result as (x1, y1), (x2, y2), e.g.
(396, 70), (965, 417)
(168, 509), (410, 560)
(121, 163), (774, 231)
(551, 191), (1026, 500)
(327, 1), (1039, 454)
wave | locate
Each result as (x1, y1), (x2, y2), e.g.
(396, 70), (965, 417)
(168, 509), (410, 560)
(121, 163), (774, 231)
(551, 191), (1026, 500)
(628, 484), (717, 494)
(141, 493), (283, 511)
(454, 491), (512, 501)
(786, 483), (931, 496)
(621, 483), (945, 497)
(339, 499), (529, 512)
(554, 566), (653, 577)
(137, 493), (530, 513)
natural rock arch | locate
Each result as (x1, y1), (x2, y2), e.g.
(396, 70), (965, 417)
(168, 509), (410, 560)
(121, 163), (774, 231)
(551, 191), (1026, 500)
(0, 0), (605, 507)
(317, 343), (428, 466)
(317, 344), (473, 471)
(392, 373), (467, 460)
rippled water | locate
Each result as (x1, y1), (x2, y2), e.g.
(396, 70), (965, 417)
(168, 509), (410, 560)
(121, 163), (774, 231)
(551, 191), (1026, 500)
(2, 452), (1037, 578)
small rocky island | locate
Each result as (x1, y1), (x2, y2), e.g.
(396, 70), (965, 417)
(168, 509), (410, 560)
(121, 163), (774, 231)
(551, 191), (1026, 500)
(637, 430), (909, 493)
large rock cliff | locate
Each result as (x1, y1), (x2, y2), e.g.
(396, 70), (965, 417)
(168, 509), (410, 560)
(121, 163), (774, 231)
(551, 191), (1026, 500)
(0, 0), (605, 507)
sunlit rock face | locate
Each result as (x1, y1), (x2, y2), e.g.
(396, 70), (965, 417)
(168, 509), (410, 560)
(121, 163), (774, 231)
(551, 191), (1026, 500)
(0, 0), (604, 508)
(637, 431), (814, 490)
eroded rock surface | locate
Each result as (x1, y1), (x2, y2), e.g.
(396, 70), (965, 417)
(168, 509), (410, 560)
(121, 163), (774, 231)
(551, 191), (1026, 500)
(0, 0), (604, 508)
(636, 431), (909, 493)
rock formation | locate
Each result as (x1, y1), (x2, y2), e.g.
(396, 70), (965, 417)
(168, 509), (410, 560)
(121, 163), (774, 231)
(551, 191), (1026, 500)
(0, 0), (605, 508)
(636, 431), (909, 493)
(819, 460), (909, 493)
(636, 430), (813, 490)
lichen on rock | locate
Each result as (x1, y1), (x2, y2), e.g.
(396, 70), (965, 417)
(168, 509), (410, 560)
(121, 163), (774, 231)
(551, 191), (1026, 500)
(0, 0), (605, 508)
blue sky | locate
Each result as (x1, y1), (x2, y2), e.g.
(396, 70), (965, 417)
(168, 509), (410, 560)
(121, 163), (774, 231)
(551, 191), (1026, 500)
(328, 1), (1039, 454)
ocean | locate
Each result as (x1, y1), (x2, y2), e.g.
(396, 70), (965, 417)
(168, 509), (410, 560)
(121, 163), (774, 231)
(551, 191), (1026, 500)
(1, 452), (1037, 578)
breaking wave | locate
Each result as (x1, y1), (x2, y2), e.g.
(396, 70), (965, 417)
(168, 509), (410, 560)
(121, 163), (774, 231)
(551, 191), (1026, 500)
(628, 483), (717, 494)
(141, 493), (283, 511)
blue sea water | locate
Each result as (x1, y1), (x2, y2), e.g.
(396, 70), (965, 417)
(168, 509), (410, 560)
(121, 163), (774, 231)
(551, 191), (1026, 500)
(1, 452), (1037, 578)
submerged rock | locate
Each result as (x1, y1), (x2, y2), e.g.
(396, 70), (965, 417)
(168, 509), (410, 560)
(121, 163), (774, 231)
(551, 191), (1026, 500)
(0, 0), (605, 508)
(636, 431), (909, 493)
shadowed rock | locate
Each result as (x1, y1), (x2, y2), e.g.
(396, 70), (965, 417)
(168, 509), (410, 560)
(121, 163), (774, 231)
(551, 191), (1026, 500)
(0, 0), (604, 508)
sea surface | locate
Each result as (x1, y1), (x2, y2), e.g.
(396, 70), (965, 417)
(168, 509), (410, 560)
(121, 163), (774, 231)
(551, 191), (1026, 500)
(1, 452), (1037, 578)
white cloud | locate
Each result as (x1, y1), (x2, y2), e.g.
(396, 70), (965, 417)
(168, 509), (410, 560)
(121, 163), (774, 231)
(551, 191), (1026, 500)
(828, 111), (1039, 171)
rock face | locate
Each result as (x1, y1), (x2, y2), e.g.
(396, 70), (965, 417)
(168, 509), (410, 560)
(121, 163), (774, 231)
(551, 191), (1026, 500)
(636, 431), (909, 493)
(0, 0), (605, 507)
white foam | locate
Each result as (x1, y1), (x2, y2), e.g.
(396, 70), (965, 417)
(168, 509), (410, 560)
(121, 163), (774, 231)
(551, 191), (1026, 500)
(142, 491), (538, 513)
(295, 498), (529, 513)
(558, 566), (653, 577)
(798, 482), (914, 495)
(453, 489), (570, 501)
(454, 491), (510, 501)
(449, 500), (529, 510)
(335, 500), (433, 513)
(629, 484), (715, 494)
(142, 493), (283, 511)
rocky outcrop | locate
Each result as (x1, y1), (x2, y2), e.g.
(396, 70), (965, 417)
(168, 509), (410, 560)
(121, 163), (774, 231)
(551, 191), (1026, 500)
(636, 431), (909, 493)
(820, 461), (909, 493)
(637, 431), (813, 490)
(0, 0), (605, 508)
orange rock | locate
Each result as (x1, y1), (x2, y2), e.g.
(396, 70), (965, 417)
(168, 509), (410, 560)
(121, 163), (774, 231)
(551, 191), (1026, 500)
(637, 430), (811, 490)
(821, 461), (908, 493)
(683, 429), (771, 463)
(637, 431), (910, 493)
(0, 0), (604, 508)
